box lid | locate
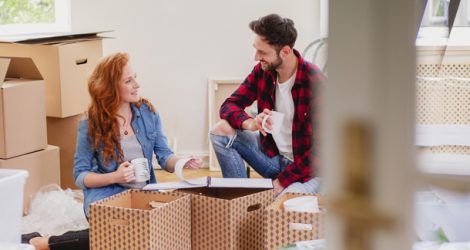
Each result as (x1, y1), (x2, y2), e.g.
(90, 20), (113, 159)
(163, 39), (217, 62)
(0, 57), (43, 83)
(0, 30), (112, 44)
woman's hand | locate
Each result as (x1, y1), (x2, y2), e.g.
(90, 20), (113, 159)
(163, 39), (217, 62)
(113, 161), (135, 184)
(183, 156), (203, 169)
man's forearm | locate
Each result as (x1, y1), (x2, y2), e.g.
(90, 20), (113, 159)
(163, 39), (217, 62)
(241, 118), (255, 130)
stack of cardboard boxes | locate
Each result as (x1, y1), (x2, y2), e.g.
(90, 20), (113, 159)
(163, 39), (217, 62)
(0, 32), (105, 208)
(0, 57), (59, 208)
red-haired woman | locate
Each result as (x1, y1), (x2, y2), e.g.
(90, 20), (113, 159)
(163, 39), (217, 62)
(27, 52), (202, 250)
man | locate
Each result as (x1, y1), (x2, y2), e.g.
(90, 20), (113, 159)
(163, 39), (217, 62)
(209, 13), (324, 195)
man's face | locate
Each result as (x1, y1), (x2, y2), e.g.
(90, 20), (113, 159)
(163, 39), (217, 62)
(253, 35), (282, 71)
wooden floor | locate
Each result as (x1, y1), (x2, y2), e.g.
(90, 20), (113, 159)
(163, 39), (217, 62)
(155, 167), (262, 182)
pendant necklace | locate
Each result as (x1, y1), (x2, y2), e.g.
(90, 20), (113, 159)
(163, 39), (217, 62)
(123, 111), (131, 135)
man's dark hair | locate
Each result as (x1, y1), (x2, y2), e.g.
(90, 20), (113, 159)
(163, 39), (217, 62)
(249, 14), (297, 51)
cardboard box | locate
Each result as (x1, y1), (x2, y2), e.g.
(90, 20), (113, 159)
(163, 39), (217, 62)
(0, 145), (60, 210)
(265, 193), (325, 250)
(89, 190), (191, 250)
(0, 32), (105, 118)
(0, 57), (47, 159)
(179, 187), (274, 250)
(47, 115), (82, 189)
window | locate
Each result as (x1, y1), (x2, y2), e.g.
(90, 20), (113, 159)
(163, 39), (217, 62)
(417, 0), (470, 46)
(0, 0), (70, 36)
(430, 0), (449, 26)
(415, 0), (470, 246)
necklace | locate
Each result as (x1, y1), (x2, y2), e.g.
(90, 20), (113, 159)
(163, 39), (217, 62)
(122, 111), (132, 135)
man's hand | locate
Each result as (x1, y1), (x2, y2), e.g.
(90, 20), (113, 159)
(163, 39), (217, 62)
(272, 178), (284, 195)
(241, 108), (272, 136)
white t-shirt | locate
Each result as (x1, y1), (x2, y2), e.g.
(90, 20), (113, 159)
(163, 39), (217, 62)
(273, 71), (296, 161)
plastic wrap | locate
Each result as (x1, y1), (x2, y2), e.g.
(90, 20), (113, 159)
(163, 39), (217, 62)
(21, 184), (88, 237)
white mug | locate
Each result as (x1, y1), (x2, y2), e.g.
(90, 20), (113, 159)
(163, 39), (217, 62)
(131, 158), (150, 182)
(261, 111), (284, 134)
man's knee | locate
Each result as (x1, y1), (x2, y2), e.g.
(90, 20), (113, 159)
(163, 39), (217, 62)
(211, 120), (235, 136)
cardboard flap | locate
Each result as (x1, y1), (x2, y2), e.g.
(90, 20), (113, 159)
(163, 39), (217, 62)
(0, 30), (113, 43)
(0, 57), (43, 82)
(0, 58), (10, 83)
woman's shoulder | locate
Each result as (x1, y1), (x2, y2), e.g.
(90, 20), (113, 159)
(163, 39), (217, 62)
(77, 114), (89, 126)
(135, 98), (157, 114)
(76, 114), (90, 136)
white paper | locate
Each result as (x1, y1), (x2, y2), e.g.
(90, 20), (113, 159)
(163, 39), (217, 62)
(209, 178), (273, 189)
(143, 181), (206, 190)
(174, 158), (190, 181)
(416, 124), (470, 146)
(143, 158), (273, 190)
(174, 159), (208, 185)
(295, 239), (326, 249)
(143, 158), (208, 190)
(184, 177), (206, 185)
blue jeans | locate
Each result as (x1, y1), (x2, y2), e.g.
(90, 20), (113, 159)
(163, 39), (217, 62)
(209, 130), (322, 195)
(280, 177), (322, 196)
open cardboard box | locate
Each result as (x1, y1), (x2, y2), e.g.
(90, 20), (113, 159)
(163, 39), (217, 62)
(265, 192), (325, 250)
(0, 31), (107, 118)
(0, 57), (47, 159)
(178, 187), (274, 250)
(89, 190), (191, 250)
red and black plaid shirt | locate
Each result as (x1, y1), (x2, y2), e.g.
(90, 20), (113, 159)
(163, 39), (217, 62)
(220, 49), (324, 187)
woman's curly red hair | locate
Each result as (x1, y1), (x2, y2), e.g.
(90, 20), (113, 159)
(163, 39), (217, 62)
(86, 52), (154, 166)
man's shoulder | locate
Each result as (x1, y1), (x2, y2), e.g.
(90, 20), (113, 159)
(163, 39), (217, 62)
(300, 57), (322, 75)
(297, 58), (324, 86)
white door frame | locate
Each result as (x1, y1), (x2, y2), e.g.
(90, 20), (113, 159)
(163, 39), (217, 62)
(324, 1), (420, 249)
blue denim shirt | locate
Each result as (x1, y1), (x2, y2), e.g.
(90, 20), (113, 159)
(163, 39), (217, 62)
(73, 103), (173, 216)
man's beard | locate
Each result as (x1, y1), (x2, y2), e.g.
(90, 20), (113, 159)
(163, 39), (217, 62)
(261, 55), (283, 71)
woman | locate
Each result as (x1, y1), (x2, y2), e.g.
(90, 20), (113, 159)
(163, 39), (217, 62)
(28, 52), (202, 250)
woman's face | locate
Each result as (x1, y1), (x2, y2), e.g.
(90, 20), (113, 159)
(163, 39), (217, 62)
(119, 63), (140, 103)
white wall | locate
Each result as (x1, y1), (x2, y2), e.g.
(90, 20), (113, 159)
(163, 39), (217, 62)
(72, 0), (321, 157)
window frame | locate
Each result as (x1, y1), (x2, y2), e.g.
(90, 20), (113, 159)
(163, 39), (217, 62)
(429, 0), (450, 25)
(0, 0), (71, 36)
(417, 0), (470, 47)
